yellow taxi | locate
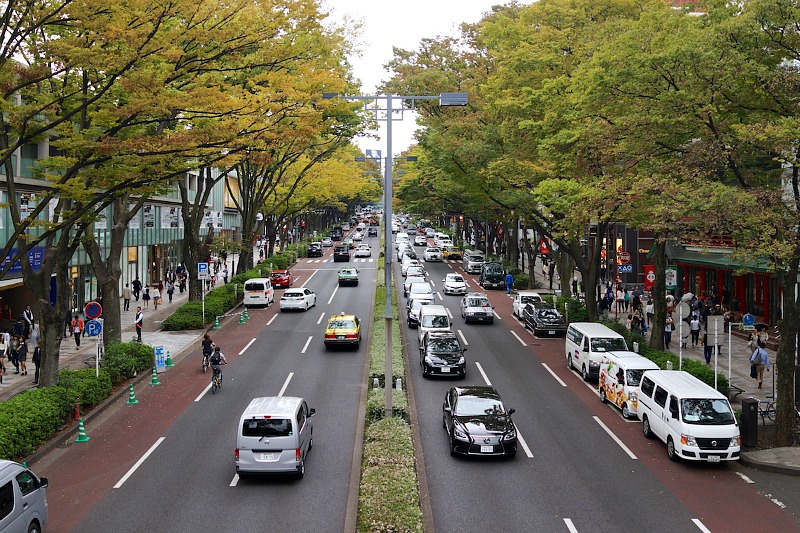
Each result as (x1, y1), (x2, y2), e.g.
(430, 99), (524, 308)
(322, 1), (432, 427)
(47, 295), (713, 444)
(323, 313), (361, 350)
(442, 246), (462, 260)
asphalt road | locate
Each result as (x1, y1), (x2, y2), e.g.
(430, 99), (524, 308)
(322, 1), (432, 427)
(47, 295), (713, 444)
(35, 237), (378, 533)
(399, 244), (800, 533)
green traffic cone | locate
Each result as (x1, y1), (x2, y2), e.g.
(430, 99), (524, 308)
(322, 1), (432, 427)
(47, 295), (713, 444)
(243, 308), (250, 321)
(166, 350), (174, 367)
(149, 366), (160, 386)
(214, 316), (220, 329)
(75, 418), (91, 443)
(127, 384), (139, 405)
(239, 313), (245, 325)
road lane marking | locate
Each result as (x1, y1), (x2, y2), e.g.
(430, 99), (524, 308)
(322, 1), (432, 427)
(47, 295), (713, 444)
(436, 292), (443, 301)
(564, 518), (579, 533)
(768, 494), (787, 509)
(230, 474), (239, 487)
(267, 314), (277, 326)
(592, 416), (637, 460)
(475, 362), (492, 386)
(317, 312), (326, 324)
(446, 308), (453, 319)
(494, 312), (501, 320)
(239, 338), (256, 355)
(194, 382), (213, 402)
(278, 372), (294, 397)
(692, 519), (712, 532)
(510, 330), (526, 346)
(301, 336), (313, 354)
(327, 285), (339, 305)
(457, 329), (469, 346)
(302, 270), (318, 286)
(114, 437), (166, 489)
(542, 363), (567, 387)
(735, 472), (754, 484)
(516, 428), (534, 458)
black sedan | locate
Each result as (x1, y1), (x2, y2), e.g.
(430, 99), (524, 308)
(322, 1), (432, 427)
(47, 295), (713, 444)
(419, 331), (467, 378)
(521, 303), (567, 336)
(442, 386), (517, 458)
(333, 245), (350, 262)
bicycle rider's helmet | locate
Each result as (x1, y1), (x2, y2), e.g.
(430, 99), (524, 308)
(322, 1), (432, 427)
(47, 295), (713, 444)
(214, 346), (221, 352)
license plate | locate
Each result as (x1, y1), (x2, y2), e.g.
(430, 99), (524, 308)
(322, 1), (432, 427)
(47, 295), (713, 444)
(259, 453), (275, 461)
(480, 445), (493, 453)
(549, 330), (555, 335)
(337, 335), (345, 339)
(707, 455), (721, 463)
(441, 367), (450, 373)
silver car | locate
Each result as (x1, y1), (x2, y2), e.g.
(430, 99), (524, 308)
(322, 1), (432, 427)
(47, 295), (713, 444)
(442, 273), (468, 295)
(462, 250), (485, 274)
(0, 460), (48, 533)
(460, 292), (495, 324)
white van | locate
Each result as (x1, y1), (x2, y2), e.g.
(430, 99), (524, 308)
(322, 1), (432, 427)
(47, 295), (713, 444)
(243, 278), (274, 307)
(598, 351), (660, 419)
(418, 304), (451, 346)
(565, 322), (628, 381)
(236, 396), (316, 478)
(637, 370), (740, 462)
(395, 233), (410, 250)
(0, 460), (48, 533)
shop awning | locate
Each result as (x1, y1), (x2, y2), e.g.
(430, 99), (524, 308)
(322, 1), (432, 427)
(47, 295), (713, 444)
(648, 241), (770, 273)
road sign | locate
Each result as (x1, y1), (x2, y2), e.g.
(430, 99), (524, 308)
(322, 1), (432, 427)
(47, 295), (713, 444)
(84, 301), (102, 319)
(618, 251), (631, 264)
(617, 264), (633, 273)
(85, 319), (102, 337)
(154, 346), (167, 374)
(197, 262), (210, 281)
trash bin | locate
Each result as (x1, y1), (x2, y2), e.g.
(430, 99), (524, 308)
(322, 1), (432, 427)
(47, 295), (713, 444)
(740, 397), (759, 448)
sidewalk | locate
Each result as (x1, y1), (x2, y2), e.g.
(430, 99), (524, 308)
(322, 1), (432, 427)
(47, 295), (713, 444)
(0, 253), (242, 403)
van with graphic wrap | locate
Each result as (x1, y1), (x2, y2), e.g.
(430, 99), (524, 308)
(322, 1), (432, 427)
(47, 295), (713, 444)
(598, 351), (659, 419)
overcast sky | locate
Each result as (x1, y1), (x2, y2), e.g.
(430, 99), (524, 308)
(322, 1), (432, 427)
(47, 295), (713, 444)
(323, 0), (503, 158)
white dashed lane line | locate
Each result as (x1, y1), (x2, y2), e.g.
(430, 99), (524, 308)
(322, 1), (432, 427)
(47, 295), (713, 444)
(267, 314), (277, 326)
(317, 312), (326, 324)
(692, 519), (712, 532)
(564, 518), (579, 533)
(541, 363), (567, 387)
(238, 338), (256, 355)
(301, 336), (313, 354)
(277, 372), (294, 397)
(457, 329), (469, 346)
(592, 416), (637, 460)
(114, 437), (166, 489)
(475, 361), (492, 386)
(510, 330), (527, 346)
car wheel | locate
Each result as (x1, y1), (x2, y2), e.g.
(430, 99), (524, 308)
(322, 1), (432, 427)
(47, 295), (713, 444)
(296, 459), (305, 479)
(422, 364), (429, 378)
(582, 365), (590, 381)
(667, 437), (679, 462)
(622, 403), (634, 419)
(308, 433), (313, 451)
(642, 415), (654, 439)
(599, 387), (607, 403)
(567, 354), (574, 370)
(27, 522), (41, 533)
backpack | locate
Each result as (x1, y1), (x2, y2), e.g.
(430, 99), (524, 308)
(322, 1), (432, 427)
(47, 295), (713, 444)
(210, 352), (222, 365)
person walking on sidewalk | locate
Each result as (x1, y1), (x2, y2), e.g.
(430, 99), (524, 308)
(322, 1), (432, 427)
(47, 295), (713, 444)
(23, 305), (34, 339)
(31, 323), (40, 384)
(135, 307), (144, 342)
(0, 333), (5, 384)
(166, 280), (175, 303)
(71, 314), (84, 348)
(664, 315), (674, 350)
(122, 283), (132, 311)
(132, 277), (142, 301)
(16, 335), (27, 376)
(223, 265), (229, 285)
(152, 286), (161, 310)
(750, 341), (770, 389)
(689, 316), (701, 347)
(142, 287), (151, 309)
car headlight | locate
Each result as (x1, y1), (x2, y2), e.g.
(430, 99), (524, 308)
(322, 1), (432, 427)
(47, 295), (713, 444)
(424, 355), (434, 364)
(680, 434), (697, 447)
(453, 426), (469, 440)
(457, 356), (465, 365)
(730, 436), (741, 446)
(503, 428), (517, 441)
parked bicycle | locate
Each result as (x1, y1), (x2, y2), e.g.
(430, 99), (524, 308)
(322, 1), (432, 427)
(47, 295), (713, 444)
(753, 396), (800, 428)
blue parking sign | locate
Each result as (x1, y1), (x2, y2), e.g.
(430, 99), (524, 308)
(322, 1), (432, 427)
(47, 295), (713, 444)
(85, 319), (102, 337)
(197, 262), (210, 281)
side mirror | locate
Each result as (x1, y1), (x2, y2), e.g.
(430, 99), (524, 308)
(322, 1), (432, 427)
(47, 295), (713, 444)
(507, 408), (516, 415)
(308, 408), (316, 417)
(39, 477), (48, 489)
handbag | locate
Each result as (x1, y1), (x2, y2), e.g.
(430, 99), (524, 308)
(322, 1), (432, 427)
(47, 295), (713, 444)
(750, 364), (758, 379)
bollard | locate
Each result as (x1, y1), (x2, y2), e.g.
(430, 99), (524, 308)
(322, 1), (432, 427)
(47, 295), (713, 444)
(214, 316), (220, 329)
(127, 384), (139, 405)
(396, 378), (403, 391)
(149, 366), (160, 386)
(165, 350), (174, 367)
(633, 341), (639, 353)
(243, 307), (250, 321)
(666, 360), (673, 371)
(73, 397), (81, 422)
(75, 418), (91, 443)
(373, 377), (380, 389)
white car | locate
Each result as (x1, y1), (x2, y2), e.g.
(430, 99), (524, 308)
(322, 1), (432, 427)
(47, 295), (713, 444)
(352, 232), (363, 241)
(354, 244), (372, 257)
(424, 247), (443, 262)
(442, 273), (468, 295)
(321, 237), (333, 247)
(404, 275), (426, 297)
(279, 288), (317, 311)
(414, 235), (428, 246)
(395, 234), (410, 250)
(407, 281), (434, 307)
(512, 291), (544, 317)
(460, 292), (494, 324)
(402, 257), (422, 276)
(342, 222), (351, 231)
(406, 265), (426, 279)
(425, 228), (436, 238)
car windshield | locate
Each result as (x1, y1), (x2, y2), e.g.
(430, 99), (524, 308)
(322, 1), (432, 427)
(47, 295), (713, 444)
(591, 338), (628, 352)
(484, 264), (503, 275)
(625, 369), (646, 387)
(521, 295), (541, 304)
(455, 397), (506, 417)
(284, 291), (303, 297)
(242, 418), (293, 437)
(329, 319), (356, 329)
(537, 309), (561, 319)
(446, 275), (464, 283)
(427, 248), (440, 253)
(422, 315), (449, 328)
(410, 284), (431, 294)
(680, 399), (735, 425)
(429, 338), (460, 353)
(467, 298), (489, 307)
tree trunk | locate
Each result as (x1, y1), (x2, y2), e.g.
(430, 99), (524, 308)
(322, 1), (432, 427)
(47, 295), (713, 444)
(774, 267), (798, 446)
(509, 218), (519, 267)
(649, 239), (667, 350)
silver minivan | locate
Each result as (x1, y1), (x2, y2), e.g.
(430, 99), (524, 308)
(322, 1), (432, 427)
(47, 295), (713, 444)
(462, 250), (485, 274)
(236, 396), (315, 478)
(0, 460), (48, 533)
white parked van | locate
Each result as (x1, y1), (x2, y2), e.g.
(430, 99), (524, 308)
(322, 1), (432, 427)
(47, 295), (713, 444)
(243, 278), (274, 307)
(565, 322), (628, 381)
(0, 460), (48, 533)
(235, 396), (316, 478)
(638, 370), (740, 462)
(598, 351), (660, 419)
(418, 304), (451, 346)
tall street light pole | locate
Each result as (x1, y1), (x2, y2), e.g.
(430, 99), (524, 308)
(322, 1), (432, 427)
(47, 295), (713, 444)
(325, 91), (467, 417)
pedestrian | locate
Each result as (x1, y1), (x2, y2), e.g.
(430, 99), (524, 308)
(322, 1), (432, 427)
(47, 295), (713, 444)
(689, 316), (701, 347)
(122, 283), (132, 312)
(157, 280), (164, 294)
(750, 341), (770, 389)
(572, 277), (579, 295)
(505, 271), (514, 294)
(31, 323), (40, 384)
(223, 265), (229, 284)
(135, 307), (144, 342)
(616, 287), (624, 313)
(645, 299), (654, 328)
(142, 287), (151, 309)
(16, 335), (27, 376)
(12, 316), (23, 338)
(664, 315), (674, 350)
(625, 314), (633, 330)
(702, 332), (713, 364)
(23, 304), (34, 339)
(179, 273), (187, 293)
(166, 280), (175, 303)
(623, 289), (630, 312)
(0, 332), (6, 383)
(632, 293), (641, 314)
(132, 276), (142, 301)
(71, 314), (84, 348)
(152, 286), (161, 310)
(9, 334), (19, 373)
(64, 308), (73, 337)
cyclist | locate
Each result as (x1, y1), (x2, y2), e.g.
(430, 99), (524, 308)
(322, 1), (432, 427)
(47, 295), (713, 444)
(201, 334), (214, 372)
(209, 346), (227, 386)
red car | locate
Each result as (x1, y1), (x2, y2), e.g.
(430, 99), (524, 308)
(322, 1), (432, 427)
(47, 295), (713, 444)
(270, 269), (292, 288)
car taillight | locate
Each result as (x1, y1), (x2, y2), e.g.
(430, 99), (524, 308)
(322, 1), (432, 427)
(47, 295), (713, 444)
(235, 448), (240, 461)
(325, 332), (334, 338)
(345, 333), (358, 338)
(296, 448), (302, 461)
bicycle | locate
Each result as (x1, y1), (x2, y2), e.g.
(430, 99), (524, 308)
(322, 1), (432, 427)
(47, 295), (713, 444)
(210, 362), (226, 394)
(202, 352), (210, 373)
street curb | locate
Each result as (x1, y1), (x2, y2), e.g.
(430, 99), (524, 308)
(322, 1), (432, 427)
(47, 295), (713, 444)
(740, 452), (800, 477)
